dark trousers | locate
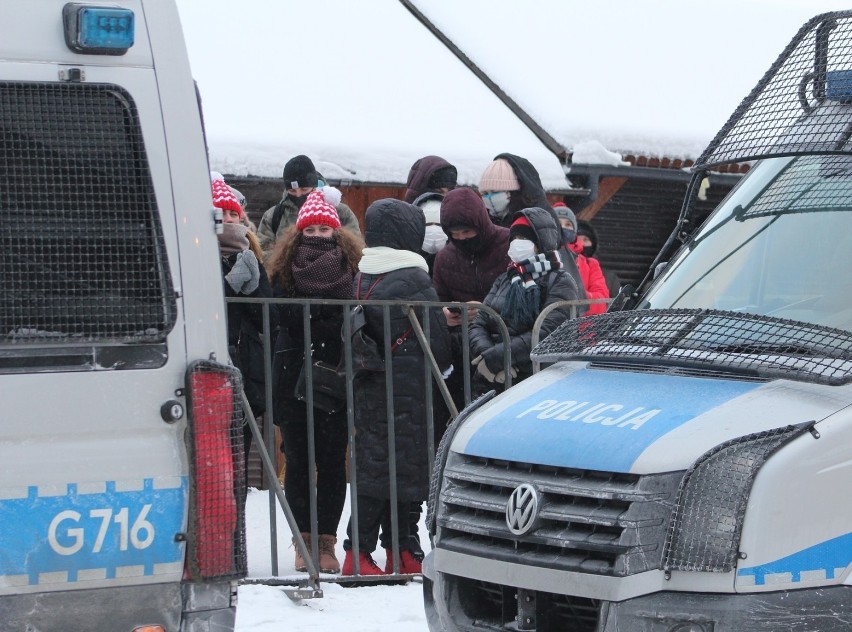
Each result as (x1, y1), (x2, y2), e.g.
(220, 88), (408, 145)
(344, 495), (411, 555)
(280, 413), (348, 535)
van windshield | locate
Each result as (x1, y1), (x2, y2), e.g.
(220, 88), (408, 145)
(640, 155), (852, 332)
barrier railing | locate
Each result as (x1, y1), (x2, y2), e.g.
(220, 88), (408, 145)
(226, 296), (512, 594)
(530, 298), (613, 373)
(230, 295), (611, 596)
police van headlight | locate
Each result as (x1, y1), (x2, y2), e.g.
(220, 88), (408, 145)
(427, 391), (496, 536)
(663, 424), (808, 572)
(63, 3), (135, 55)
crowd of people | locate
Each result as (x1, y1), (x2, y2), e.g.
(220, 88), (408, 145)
(211, 152), (618, 578)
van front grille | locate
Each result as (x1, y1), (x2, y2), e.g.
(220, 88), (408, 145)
(437, 454), (683, 576)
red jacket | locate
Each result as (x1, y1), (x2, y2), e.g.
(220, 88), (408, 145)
(567, 241), (609, 315)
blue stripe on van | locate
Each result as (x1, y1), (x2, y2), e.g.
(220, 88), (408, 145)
(0, 478), (186, 584)
(462, 369), (760, 472)
(738, 532), (852, 585)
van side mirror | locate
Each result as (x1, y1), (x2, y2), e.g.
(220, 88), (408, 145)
(654, 262), (668, 279)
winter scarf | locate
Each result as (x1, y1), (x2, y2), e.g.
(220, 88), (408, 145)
(501, 250), (562, 329)
(218, 222), (250, 256)
(358, 246), (429, 274)
(291, 235), (354, 299)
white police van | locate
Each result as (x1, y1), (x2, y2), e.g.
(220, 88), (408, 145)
(0, 2), (246, 630)
(425, 10), (852, 632)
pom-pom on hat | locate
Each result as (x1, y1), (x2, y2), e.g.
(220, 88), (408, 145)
(509, 215), (538, 247)
(283, 154), (319, 190)
(479, 158), (520, 192)
(552, 202), (576, 229)
(296, 189), (341, 231)
(211, 173), (243, 217)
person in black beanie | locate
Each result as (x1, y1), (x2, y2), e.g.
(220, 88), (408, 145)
(256, 154), (361, 257)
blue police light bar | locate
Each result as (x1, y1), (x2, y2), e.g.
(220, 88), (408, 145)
(63, 3), (135, 55)
(826, 70), (852, 103)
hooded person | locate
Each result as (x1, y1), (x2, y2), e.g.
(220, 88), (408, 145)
(469, 206), (580, 394)
(478, 153), (587, 307)
(404, 155), (457, 203)
(577, 219), (622, 299)
(256, 154), (361, 258)
(554, 203), (610, 316)
(265, 188), (365, 575)
(433, 187), (510, 306)
(412, 190), (447, 275)
(341, 198), (452, 578)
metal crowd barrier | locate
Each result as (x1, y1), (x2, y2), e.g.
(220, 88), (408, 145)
(225, 297), (511, 596)
(229, 295), (611, 597)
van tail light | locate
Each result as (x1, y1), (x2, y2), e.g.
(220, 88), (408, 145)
(184, 360), (247, 579)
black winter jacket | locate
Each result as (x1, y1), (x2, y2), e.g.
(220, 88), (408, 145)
(222, 251), (272, 416)
(353, 199), (452, 501)
(469, 207), (579, 386)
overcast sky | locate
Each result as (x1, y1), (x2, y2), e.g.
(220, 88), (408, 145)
(176, 1), (852, 187)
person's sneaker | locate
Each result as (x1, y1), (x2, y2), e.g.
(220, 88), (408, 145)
(341, 550), (386, 576)
(293, 533), (311, 572)
(318, 534), (341, 573)
(384, 548), (423, 574)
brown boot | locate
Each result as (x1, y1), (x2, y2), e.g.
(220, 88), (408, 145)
(293, 532), (311, 572)
(318, 534), (341, 573)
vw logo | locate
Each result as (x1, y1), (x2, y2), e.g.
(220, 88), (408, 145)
(505, 483), (541, 536)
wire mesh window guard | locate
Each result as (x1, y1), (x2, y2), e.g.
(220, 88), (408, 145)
(0, 81), (176, 369)
(698, 11), (852, 168)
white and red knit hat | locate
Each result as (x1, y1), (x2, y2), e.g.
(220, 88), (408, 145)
(296, 189), (341, 231)
(211, 172), (243, 217)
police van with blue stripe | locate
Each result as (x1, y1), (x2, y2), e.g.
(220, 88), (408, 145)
(0, 3), (246, 630)
(424, 10), (852, 632)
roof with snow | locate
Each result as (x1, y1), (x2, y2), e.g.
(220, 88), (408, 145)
(176, 0), (852, 188)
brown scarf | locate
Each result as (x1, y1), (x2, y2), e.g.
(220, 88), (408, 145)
(291, 236), (354, 299)
(218, 223), (250, 256)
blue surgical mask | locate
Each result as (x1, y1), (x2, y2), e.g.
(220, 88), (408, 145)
(482, 191), (510, 220)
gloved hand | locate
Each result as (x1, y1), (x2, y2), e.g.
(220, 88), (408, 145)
(225, 250), (260, 294)
(472, 354), (497, 383)
(494, 366), (518, 384)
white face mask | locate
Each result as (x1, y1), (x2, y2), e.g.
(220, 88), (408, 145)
(508, 238), (536, 263)
(421, 225), (448, 254)
(482, 191), (510, 219)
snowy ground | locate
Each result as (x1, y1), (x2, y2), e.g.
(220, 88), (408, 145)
(236, 488), (430, 631)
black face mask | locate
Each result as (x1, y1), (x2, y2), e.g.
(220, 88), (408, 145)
(288, 193), (309, 208)
(561, 228), (576, 244)
(453, 234), (483, 256)
(582, 245), (595, 258)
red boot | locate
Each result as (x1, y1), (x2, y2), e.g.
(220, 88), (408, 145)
(384, 548), (423, 574)
(341, 550), (386, 576)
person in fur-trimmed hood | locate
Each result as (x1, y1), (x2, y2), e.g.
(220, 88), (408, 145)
(469, 207), (580, 394)
(341, 198), (452, 577)
(266, 188), (364, 575)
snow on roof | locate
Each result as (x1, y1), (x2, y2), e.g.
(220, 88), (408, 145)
(177, 0), (851, 187)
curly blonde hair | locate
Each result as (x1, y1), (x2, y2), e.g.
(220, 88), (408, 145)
(265, 226), (365, 293)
